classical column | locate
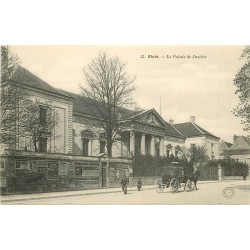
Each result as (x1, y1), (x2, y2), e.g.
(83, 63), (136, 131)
(159, 137), (164, 156)
(140, 133), (145, 155)
(130, 131), (135, 155)
(150, 135), (155, 156)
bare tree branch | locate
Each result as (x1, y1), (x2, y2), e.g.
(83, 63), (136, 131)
(80, 52), (136, 157)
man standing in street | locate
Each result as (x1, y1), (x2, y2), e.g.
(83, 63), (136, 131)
(121, 175), (128, 194)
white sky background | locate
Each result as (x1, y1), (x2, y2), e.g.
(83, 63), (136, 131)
(10, 45), (248, 143)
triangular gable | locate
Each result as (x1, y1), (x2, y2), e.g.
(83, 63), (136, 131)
(131, 109), (167, 127)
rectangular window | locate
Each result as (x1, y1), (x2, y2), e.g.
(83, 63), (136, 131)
(39, 138), (48, 152)
(83, 138), (89, 156)
(75, 164), (82, 176)
(40, 106), (47, 124)
(100, 140), (106, 154)
(166, 149), (170, 158)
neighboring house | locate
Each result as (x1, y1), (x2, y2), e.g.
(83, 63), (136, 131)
(173, 116), (220, 160)
(218, 139), (232, 159)
(222, 135), (250, 167)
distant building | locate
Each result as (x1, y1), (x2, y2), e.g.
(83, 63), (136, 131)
(221, 135), (250, 167)
(219, 139), (233, 159)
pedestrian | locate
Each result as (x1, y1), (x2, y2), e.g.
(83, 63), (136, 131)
(137, 178), (142, 191)
(121, 175), (128, 194)
(243, 170), (247, 181)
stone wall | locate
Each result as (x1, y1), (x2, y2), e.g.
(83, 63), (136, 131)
(0, 150), (132, 195)
(222, 176), (245, 181)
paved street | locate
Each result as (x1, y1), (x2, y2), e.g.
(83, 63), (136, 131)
(1, 180), (250, 205)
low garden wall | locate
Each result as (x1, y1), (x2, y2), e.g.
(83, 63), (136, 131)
(222, 176), (245, 181)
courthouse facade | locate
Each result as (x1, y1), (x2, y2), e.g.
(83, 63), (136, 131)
(0, 66), (221, 193)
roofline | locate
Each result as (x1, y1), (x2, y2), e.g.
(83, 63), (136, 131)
(73, 112), (104, 121)
(192, 123), (205, 135)
(9, 79), (74, 101)
(174, 122), (220, 140)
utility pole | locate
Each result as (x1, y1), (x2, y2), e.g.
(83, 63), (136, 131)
(160, 95), (161, 116)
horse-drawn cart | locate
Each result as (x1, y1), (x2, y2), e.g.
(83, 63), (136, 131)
(154, 162), (195, 193)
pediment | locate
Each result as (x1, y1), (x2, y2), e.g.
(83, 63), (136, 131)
(135, 109), (166, 127)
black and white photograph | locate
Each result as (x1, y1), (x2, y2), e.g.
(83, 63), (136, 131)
(1, 2), (250, 250)
(1, 45), (249, 205)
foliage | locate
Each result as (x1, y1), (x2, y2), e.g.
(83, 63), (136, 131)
(0, 46), (28, 146)
(207, 158), (248, 176)
(133, 154), (179, 177)
(233, 46), (250, 133)
(179, 145), (208, 165)
(19, 99), (58, 152)
(80, 52), (136, 157)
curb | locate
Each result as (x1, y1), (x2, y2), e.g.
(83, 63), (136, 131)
(0, 180), (243, 203)
(1, 186), (155, 203)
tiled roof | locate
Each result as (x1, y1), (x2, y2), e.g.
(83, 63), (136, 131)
(230, 136), (250, 150)
(224, 142), (233, 148)
(174, 122), (220, 140)
(59, 91), (183, 137)
(10, 66), (71, 99)
(59, 90), (136, 119)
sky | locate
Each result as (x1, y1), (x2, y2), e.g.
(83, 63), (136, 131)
(9, 45), (248, 143)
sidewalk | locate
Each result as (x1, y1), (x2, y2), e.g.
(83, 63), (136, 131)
(0, 180), (221, 203)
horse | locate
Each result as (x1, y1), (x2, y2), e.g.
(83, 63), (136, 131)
(183, 170), (200, 191)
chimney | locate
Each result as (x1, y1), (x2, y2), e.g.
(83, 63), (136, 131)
(233, 135), (238, 143)
(169, 119), (174, 126)
(190, 116), (195, 124)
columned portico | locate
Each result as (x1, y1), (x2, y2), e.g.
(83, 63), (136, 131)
(128, 132), (165, 157)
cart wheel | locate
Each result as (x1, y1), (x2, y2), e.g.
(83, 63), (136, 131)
(170, 178), (179, 192)
(186, 179), (195, 191)
(155, 178), (164, 193)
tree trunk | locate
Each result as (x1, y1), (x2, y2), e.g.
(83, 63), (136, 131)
(34, 141), (38, 152)
(107, 139), (112, 158)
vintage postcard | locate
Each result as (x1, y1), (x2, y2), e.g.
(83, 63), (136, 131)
(1, 45), (249, 205)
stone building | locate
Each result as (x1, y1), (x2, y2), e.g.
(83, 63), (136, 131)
(218, 139), (232, 159)
(221, 135), (250, 167)
(0, 65), (221, 193)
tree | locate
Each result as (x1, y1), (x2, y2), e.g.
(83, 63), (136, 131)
(80, 52), (136, 158)
(179, 145), (208, 172)
(0, 46), (27, 147)
(233, 46), (250, 133)
(19, 99), (58, 152)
